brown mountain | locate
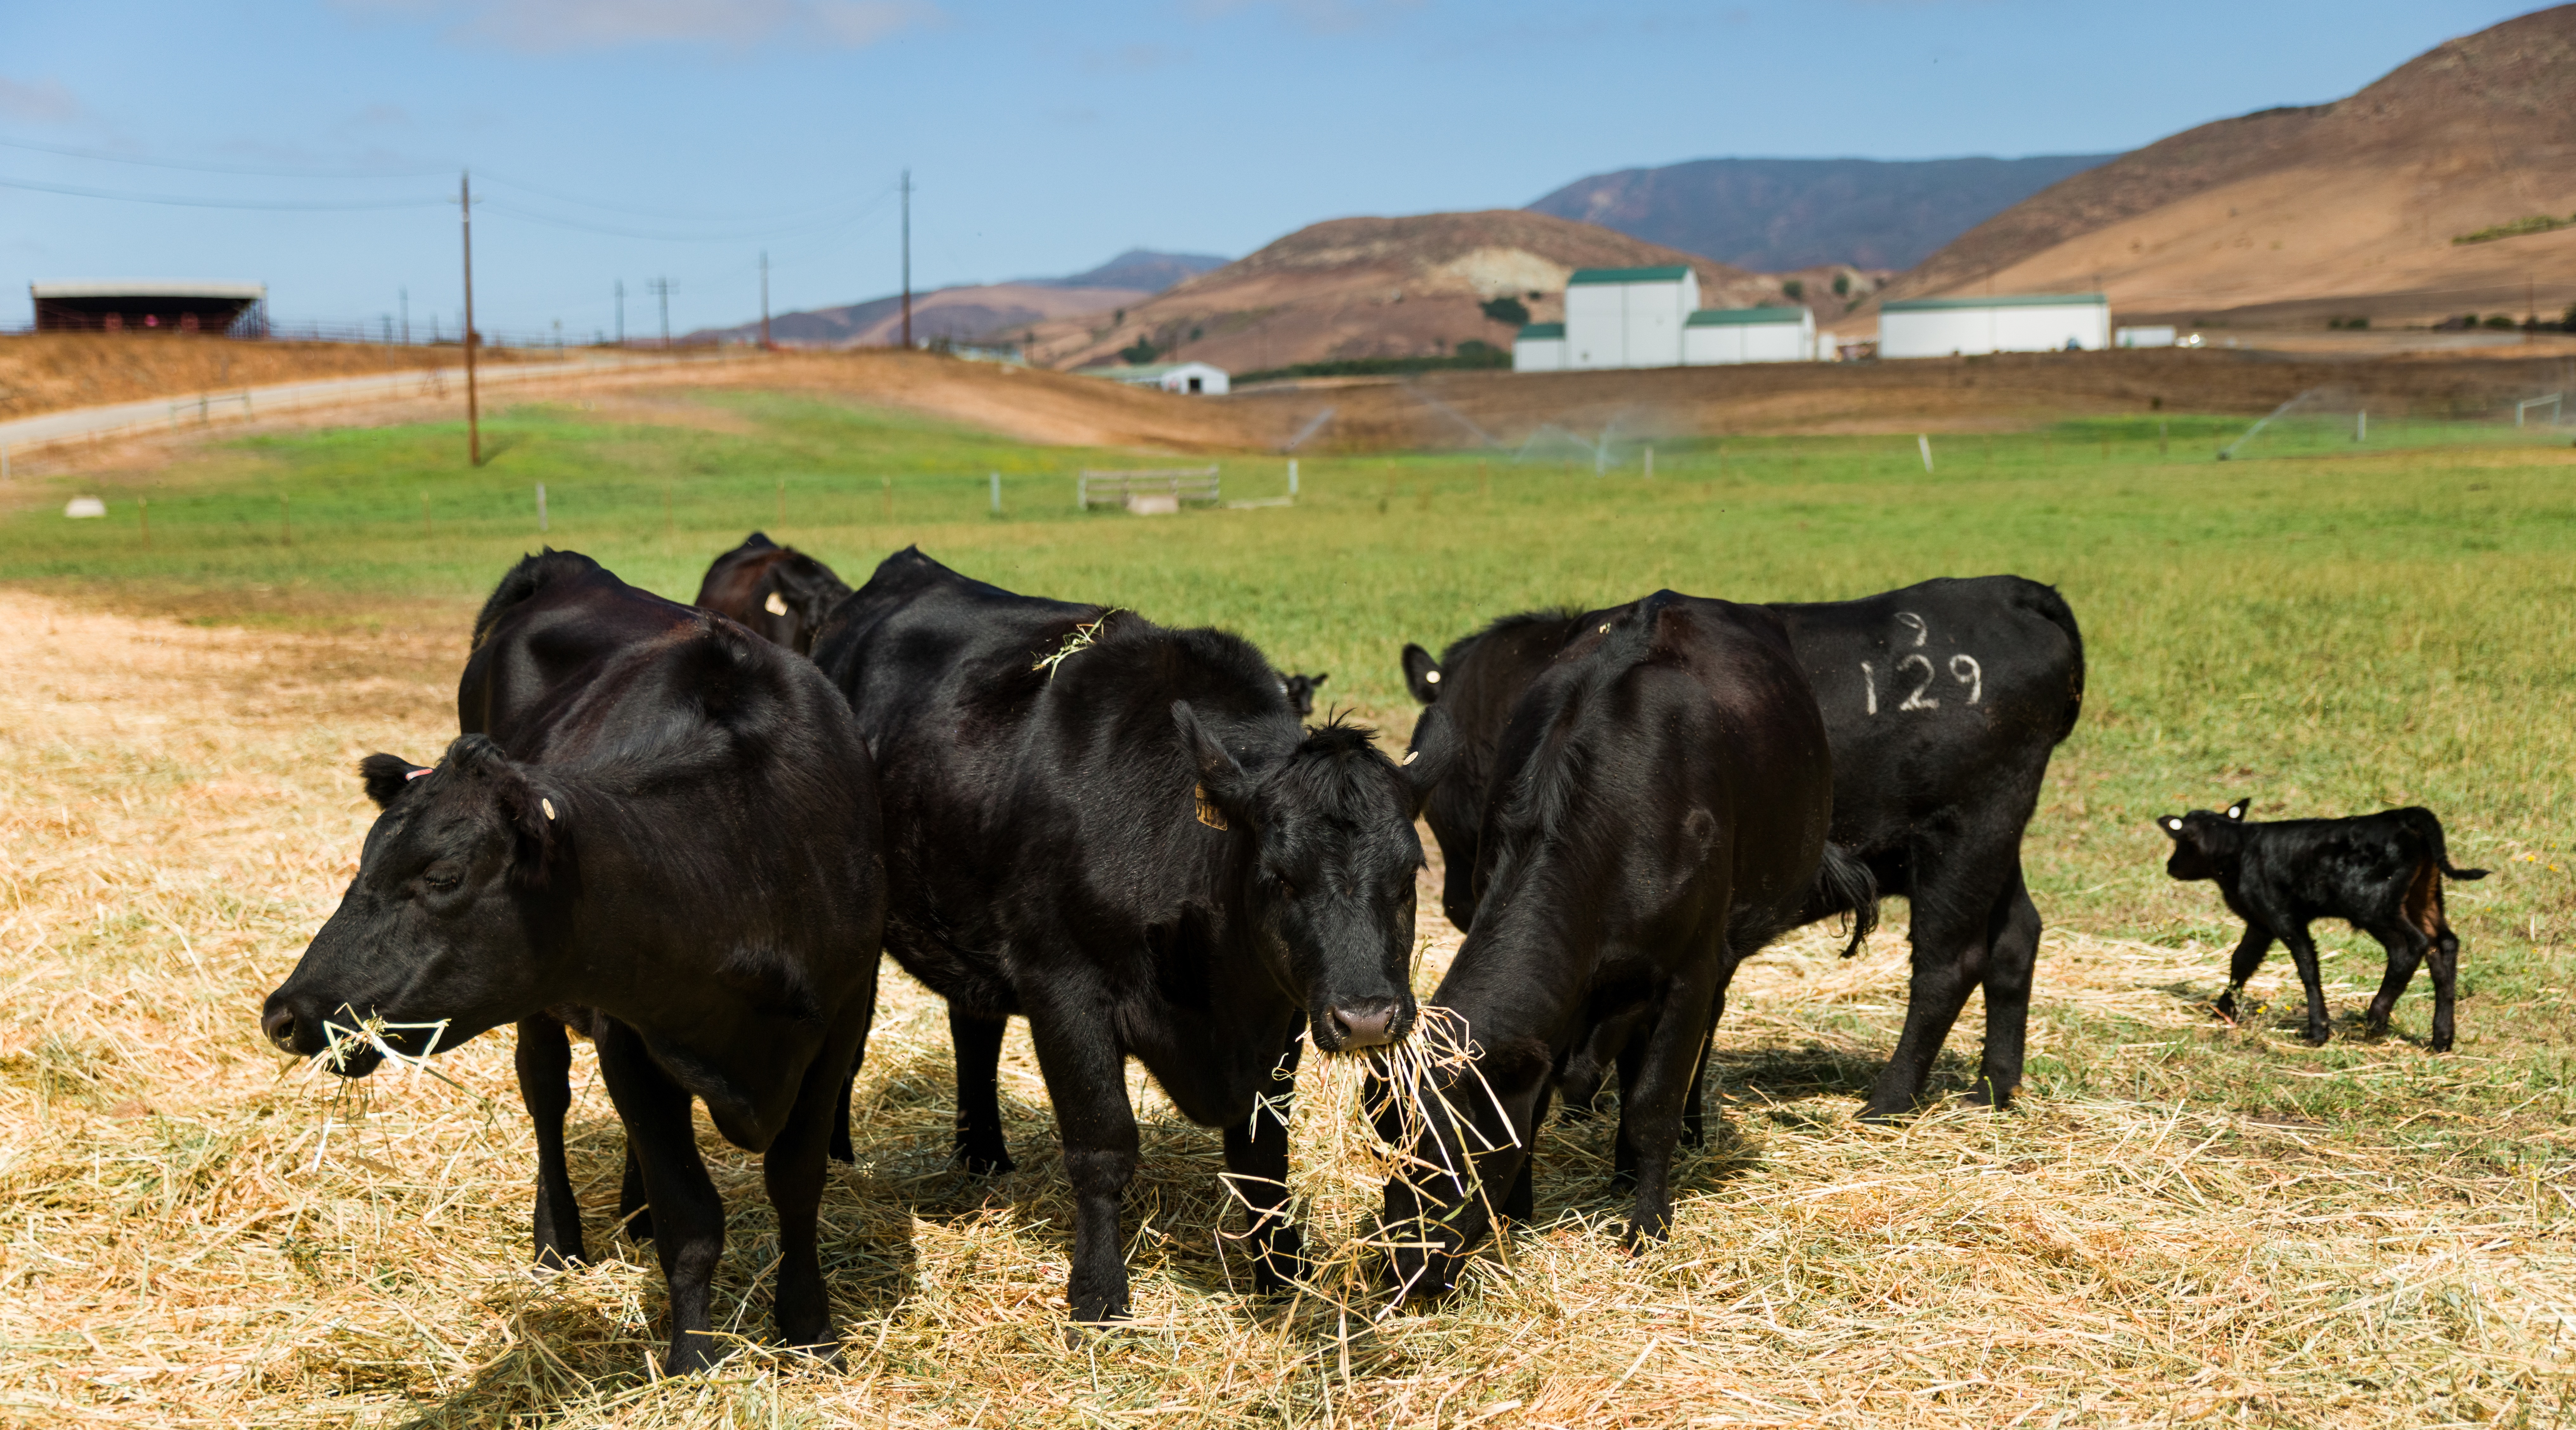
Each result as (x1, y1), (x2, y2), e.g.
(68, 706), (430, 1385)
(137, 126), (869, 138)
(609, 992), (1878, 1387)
(1870, 5), (2576, 327)
(1024, 210), (1794, 373)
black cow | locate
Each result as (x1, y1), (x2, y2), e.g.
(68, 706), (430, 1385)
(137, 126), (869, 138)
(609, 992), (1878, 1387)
(695, 531), (853, 655)
(1281, 671), (1329, 717)
(2158, 799), (2486, 1050)
(264, 561), (886, 1374)
(809, 547), (1449, 1325)
(1400, 575), (2083, 1119)
(1381, 592), (1849, 1297)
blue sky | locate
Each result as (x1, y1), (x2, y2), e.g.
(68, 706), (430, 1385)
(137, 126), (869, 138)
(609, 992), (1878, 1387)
(0, 1), (2548, 337)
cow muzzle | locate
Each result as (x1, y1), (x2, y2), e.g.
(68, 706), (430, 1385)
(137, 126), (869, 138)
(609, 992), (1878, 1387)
(1319, 996), (1410, 1052)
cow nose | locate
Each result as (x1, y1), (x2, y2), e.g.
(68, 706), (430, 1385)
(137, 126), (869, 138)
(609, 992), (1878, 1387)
(1329, 1001), (1400, 1050)
(261, 1004), (299, 1051)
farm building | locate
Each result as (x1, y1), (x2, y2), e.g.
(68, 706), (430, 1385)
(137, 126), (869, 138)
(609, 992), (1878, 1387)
(1564, 265), (1699, 370)
(1073, 359), (1230, 395)
(1878, 294), (2111, 359)
(1512, 322), (1567, 371)
(2116, 325), (2178, 348)
(30, 279), (266, 335)
(1683, 305), (1814, 365)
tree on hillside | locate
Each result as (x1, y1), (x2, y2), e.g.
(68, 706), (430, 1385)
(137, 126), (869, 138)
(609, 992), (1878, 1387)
(1119, 338), (1161, 365)
(1782, 279), (1805, 302)
(1480, 296), (1530, 327)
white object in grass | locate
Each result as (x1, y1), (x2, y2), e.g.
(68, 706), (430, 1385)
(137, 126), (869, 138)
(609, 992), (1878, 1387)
(65, 496), (106, 519)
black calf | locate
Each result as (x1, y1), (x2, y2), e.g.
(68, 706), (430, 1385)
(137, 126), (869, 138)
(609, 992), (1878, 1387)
(2158, 799), (2486, 1050)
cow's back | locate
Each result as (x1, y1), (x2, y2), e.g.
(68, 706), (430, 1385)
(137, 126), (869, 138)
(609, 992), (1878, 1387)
(460, 550), (699, 746)
(1768, 575), (2082, 863)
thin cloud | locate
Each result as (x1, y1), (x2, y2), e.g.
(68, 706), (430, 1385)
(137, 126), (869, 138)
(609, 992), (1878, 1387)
(0, 76), (86, 125)
(327, 0), (940, 52)
(1183, 0), (1425, 35)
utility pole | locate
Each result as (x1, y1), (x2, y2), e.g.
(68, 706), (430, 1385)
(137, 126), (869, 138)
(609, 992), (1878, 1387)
(899, 168), (912, 349)
(760, 250), (772, 350)
(399, 287), (409, 345)
(650, 276), (674, 349)
(461, 169), (480, 467)
(614, 279), (625, 346)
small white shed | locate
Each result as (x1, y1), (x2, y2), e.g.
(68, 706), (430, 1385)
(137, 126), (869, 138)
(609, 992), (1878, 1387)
(2116, 325), (2177, 348)
(1076, 360), (1230, 395)
(1682, 306), (1815, 365)
(1512, 322), (1568, 372)
(1879, 294), (2111, 359)
(1564, 265), (1699, 370)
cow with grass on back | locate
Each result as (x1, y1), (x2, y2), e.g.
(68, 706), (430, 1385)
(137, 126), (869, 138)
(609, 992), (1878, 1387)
(2158, 799), (2485, 1050)
(809, 547), (1449, 1327)
(262, 558), (886, 1375)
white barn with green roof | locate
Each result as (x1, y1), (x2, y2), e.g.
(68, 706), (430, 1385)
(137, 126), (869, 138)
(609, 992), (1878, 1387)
(1512, 321), (1567, 371)
(1683, 305), (1814, 365)
(1878, 294), (2110, 359)
(1563, 265), (1699, 369)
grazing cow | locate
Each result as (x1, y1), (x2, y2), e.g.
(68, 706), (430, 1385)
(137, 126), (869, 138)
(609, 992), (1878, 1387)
(695, 531), (853, 654)
(2158, 799), (2486, 1050)
(1280, 671), (1329, 717)
(1381, 592), (1849, 1297)
(809, 547), (1449, 1325)
(264, 566), (886, 1374)
(1400, 575), (2083, 1119)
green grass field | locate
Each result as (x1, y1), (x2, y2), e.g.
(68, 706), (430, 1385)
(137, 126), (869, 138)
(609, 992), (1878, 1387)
(3, 387), (2572, 1424)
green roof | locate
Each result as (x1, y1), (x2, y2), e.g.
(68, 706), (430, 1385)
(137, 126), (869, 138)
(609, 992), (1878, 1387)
(1686, 306), (1806, 327)
(1515, 322), (1566, 339)
(1882, 293), (2107, 312)
(1567, 265), (1692, 285)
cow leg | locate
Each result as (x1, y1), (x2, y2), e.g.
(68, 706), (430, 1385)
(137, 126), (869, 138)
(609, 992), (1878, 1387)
(1969, 866), (2040, 1110)
(1861, 886), (1995, 1121)
(1618, 971), (1722, 1249)
(2361, 920), (2429, 1039)
(764, 1026), (863, 1363)
(830, 1045), (858, 1166)
(950, 1008), (1016, 1175)
(1680, 987), (1724, 1147)
(2426, 922), (2461, 1053)
(2276, 923), (2333, 1046)
(1610, 1016), (1651, 1188)
(513, 1016), (587, 1268)
(619, 1146), (653, 1243)
(2214, 923), (2276, 1025)
(1221, 1033), (1304, 1292)
(594, 1020), (728, 1375)
(1026, 1007), (1137, 1325)
(1501, 1079), (1551, 1224)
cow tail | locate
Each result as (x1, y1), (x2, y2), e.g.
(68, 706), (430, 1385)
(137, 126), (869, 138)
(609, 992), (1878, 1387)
(2425, 812), (2489, 881)
(1815, 842), (1880, 958)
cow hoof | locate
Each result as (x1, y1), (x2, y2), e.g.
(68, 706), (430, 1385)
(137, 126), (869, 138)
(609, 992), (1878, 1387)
(2302, 1029), (2331, 1048)
(1961, 1083), (2019, 1111)
(955, 1140), (1015, 1176)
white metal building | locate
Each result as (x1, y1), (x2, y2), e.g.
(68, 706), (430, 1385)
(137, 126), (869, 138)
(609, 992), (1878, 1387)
(1073, 359), (1230, 395)
(1512, 322), (1567, 372)
(1565, 265), (1699, 370)
(2115, 325), (2177, 348)
(1879, 294), (2110, 358)
(1682, 306), (1815, 365)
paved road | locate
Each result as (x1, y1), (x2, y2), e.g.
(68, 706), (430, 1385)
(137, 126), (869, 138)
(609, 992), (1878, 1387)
(0, 350), (748, 458)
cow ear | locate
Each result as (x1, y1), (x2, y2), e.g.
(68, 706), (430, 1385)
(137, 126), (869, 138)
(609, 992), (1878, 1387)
(1311, 672), (1328, 690)
(1400, 644), (1443, 704)
(1171, 701), (1255, 820)
(2157, 815), (2184, 837)
(359, 753), (430, 809)
(492, 768), (569, 890)
(1399, 705), (1459, 816)
(2226, 799), (2250, 822)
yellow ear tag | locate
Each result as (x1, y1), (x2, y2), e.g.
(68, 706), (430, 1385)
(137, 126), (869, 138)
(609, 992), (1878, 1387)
(541, 798), (557, 821)
(764, 591), (790, 616)
(1194, 783), (1228, 831)
(1401, 750), (1420, 766)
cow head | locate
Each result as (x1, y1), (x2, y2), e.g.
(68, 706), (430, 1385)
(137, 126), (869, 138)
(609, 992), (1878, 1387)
(260, 735), (574, 1075)
(1173, 702), (1455, 1053)
(762, 551), (853, 655)
(1278, 671), (1329, 718)
(2156, 798), (2250, 881)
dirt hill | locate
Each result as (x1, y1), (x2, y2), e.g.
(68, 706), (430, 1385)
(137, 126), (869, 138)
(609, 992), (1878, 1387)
(689, 250), (1226, 349)
(1021, 210), (1794, 373)
(0, 333), (492, 424)
(1868, 5), (2576, 328)
(1527, 154), (2115, 271)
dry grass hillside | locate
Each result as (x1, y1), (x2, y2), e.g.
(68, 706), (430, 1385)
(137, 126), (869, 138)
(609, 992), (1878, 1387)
(0, 334), (490, 423)
(1869, 5), (2576, 328)
(1023, 211), (1799, 374)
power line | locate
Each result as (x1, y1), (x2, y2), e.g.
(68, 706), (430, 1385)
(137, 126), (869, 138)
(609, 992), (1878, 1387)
(479, 191), (893, 244)
(0, 173), (442, 210)
(0, 134), (449, 179)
